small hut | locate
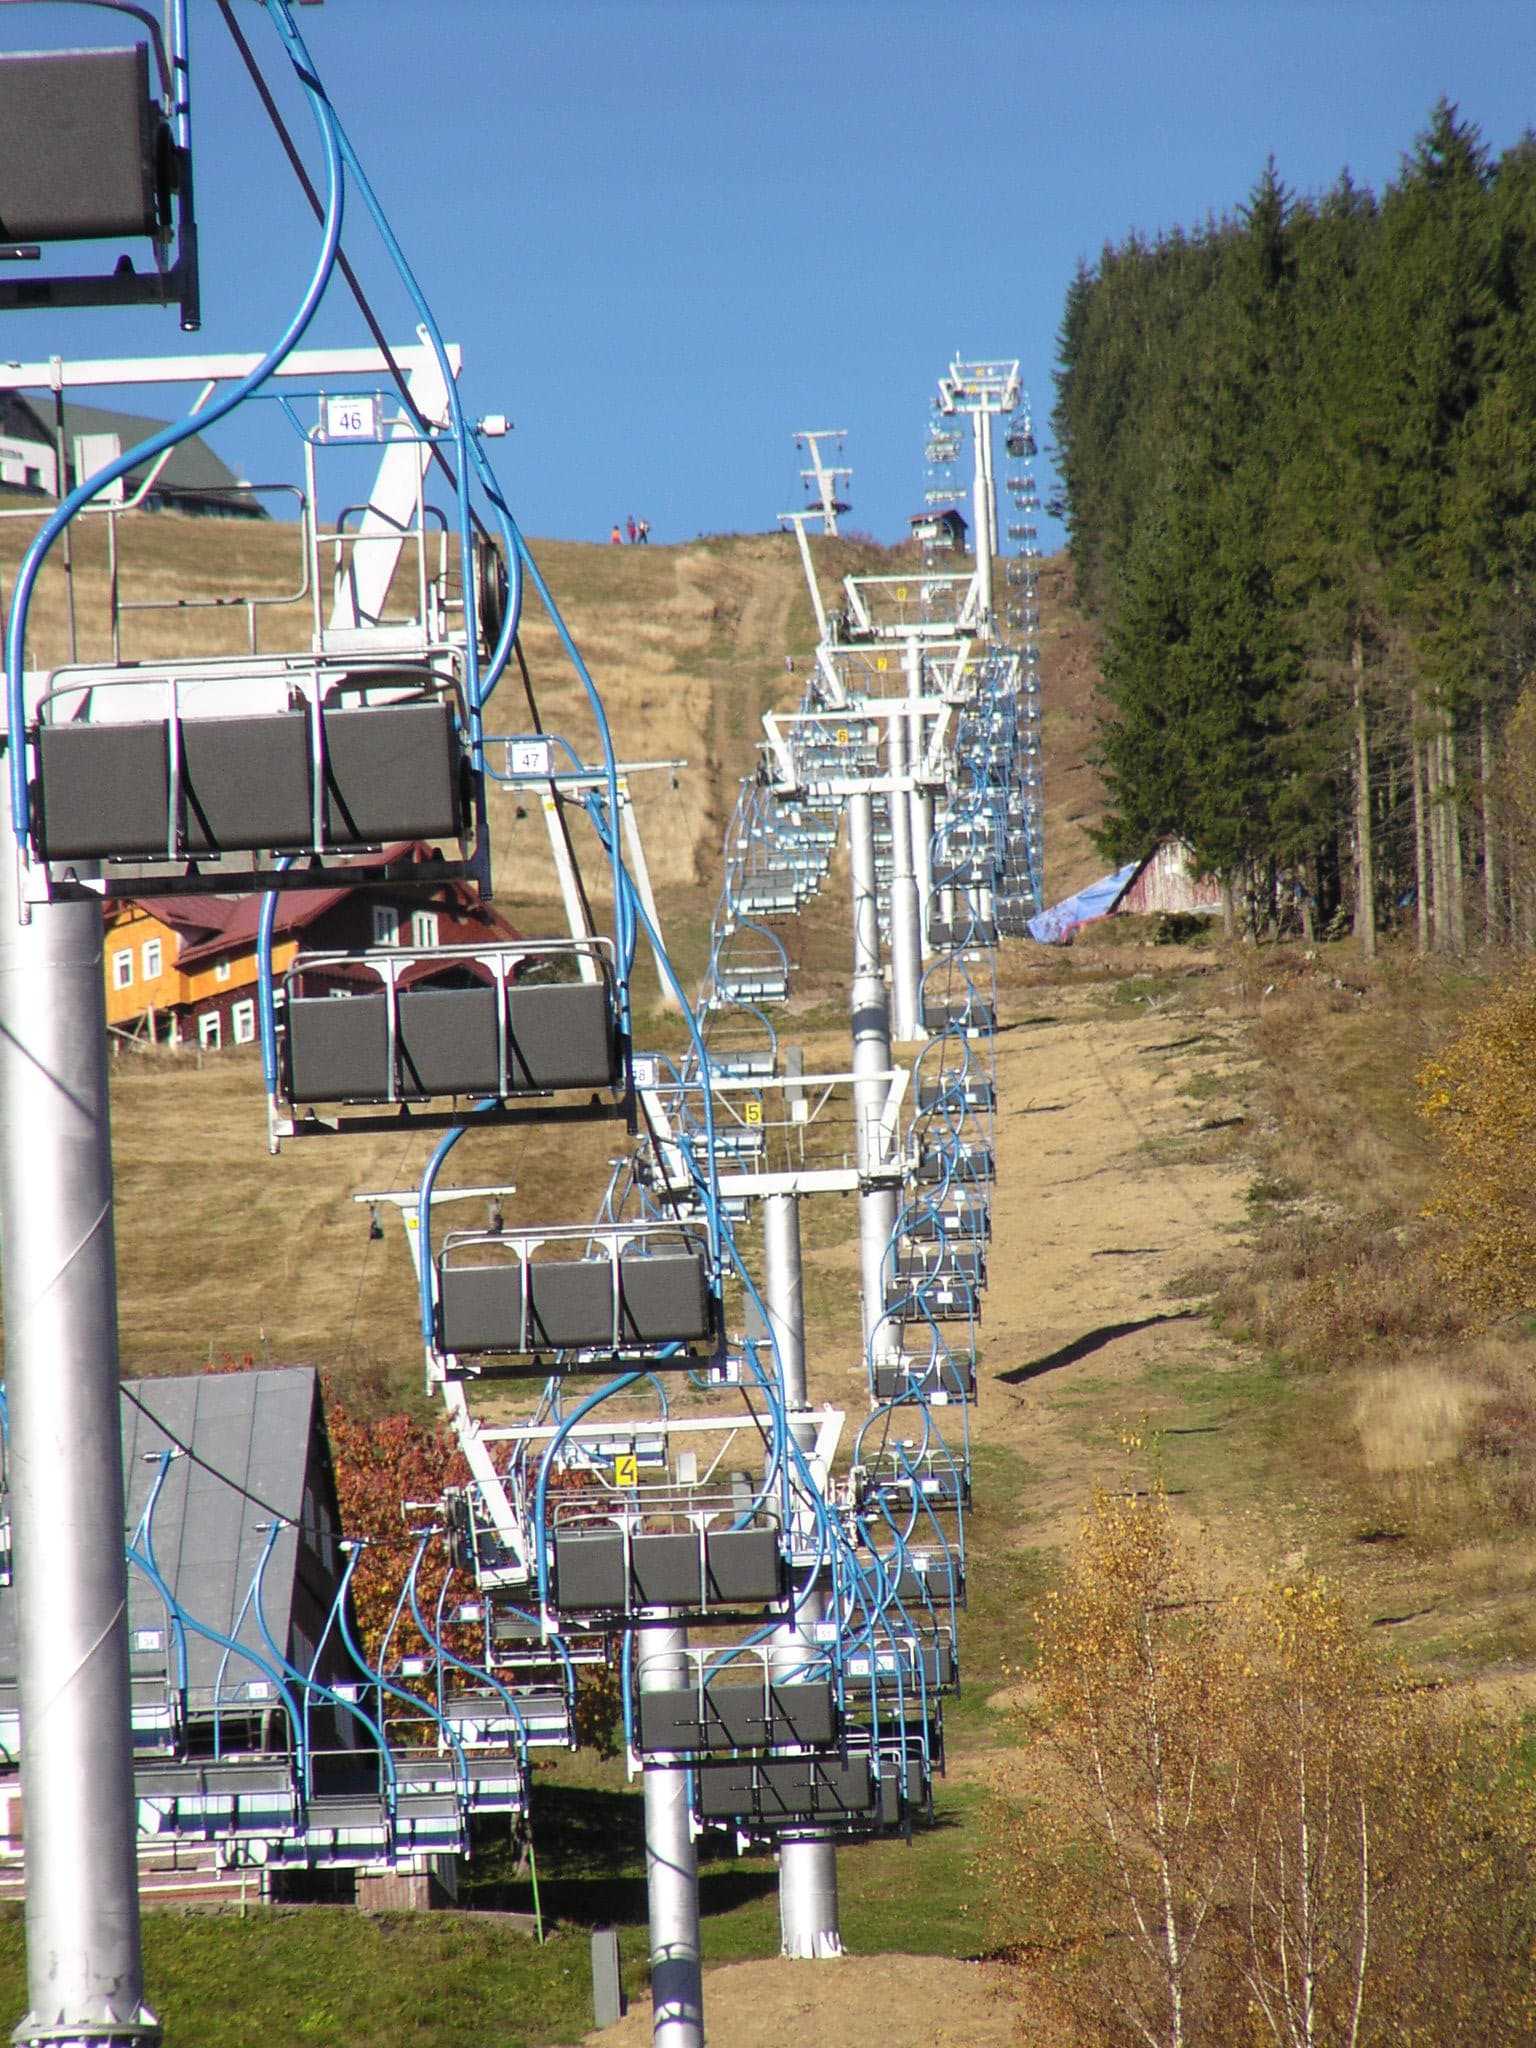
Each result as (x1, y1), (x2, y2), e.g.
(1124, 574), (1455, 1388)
(1113, 840), (1225, 918)
(907, 507), (969, 551)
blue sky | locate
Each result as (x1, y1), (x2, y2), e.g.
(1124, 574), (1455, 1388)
(8, 1), (1536, 552)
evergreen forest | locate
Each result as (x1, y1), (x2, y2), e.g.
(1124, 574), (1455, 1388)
(1053, 101), (1536, 949)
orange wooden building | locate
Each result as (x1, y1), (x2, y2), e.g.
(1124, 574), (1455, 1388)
(102, 843), (521, 1050)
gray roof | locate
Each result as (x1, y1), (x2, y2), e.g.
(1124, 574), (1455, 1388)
(0, 1367), (347, 1712)
(0, 394), (47, 446)
(5, 393), (245, 501)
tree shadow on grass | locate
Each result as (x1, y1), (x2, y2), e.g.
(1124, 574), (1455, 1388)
(465, 1779), (779, 1929)
(996, 1310), (1199, 1386)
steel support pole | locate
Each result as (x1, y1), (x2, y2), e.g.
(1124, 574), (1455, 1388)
(979, 402), (1000, 561)
(776, 1788), (840, 1961)
(618, 783), (684, 1013)
(905, 640), (934, 961)
(539, 788), (601, 984)
(886, 698), (922, 1046)
(638, 1627), (703, 2048)
(762, 1194), (841, 1960)
(786, 515), (828, 642)
(913, 788), (935, 961)
(971, 412), (994, 629)
(0, 856), (157, 2048)
(763, 1192), (807, 1409)
(849, 795), (898, 1378)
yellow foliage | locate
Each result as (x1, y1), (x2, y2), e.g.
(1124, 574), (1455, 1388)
(1418, 962), (1536, 1316)
(979, 1490), (1536, 2047)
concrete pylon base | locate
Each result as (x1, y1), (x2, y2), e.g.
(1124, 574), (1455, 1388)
(778, 1837), (842, 1960)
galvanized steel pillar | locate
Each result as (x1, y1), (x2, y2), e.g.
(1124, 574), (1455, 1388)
(762, 1193), (808, 1410)
(0, 854), (156, 2047)
(908, 639), (934, 958)
(971, 410), (995, 628)
(638, 1626), (704, 2048)
(886, 695), (922, 1047)
(849, 794), (898, 1379)
(762, 1193), (841, 1960)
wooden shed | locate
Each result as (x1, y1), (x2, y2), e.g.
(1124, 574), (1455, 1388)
(1114, 840), (1224, 918)
(907, 507), (969, 551)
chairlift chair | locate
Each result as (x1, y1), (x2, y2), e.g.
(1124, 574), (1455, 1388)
(27, 656), (475, 894)
(275, 939), (625, 1132)
(434, 1221), (719, 1373)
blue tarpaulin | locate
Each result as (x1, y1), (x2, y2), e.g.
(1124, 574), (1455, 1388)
(1026, 860), (1140, 944)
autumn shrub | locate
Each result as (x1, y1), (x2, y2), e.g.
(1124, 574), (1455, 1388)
(1450, 1349), (1536, 1528)
(1419, 962), (1536, 1317)
(321, 1402), (623, 1755)
(979, 1486), (1248, 2047)
(980, 1487), (1536, 2047)
(325, 1397), (469, 1664)
(1206, 942), (1494, 1371)
(1217, 1209), (1467, 1370)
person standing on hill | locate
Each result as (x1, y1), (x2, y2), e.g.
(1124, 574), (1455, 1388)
(626, 514), (637, 544)
(610, 522), (622, 544)
(636, 517), (650, 544)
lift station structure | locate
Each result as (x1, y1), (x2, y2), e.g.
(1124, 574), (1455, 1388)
(0, 8), (1043, 2044)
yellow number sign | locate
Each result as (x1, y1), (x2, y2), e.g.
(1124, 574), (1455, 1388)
(614, 1452), (638, 1488)
(744, 1099), (763, 1126)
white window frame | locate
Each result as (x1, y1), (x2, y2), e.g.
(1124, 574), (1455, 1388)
(214, 959), (232, 984)
(140, 938), (162, 980)
(372, 902), (399, 946)
(198, 1012), (221, 1051)
(410, 909), (440, 951)
(231, 1000), (256, 1046)
(111, 950), (134, 990)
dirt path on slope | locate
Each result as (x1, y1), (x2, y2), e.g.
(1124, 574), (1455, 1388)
(978, 966), (1253, 1541)
(581, 956), (1261, 2048)
(581, 1954), (1019, 2048)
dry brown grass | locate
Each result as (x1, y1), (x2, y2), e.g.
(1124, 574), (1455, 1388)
(1208, 945), (1510, 1372)
(1094, 933), (1536, 1640)
(0, 519), (1097, 1418)
(0, 518), (1091, 1414)
(1220, 1209), (1470, 1371)
(1344, 1344), (1536, 1563)
(1354, 1363), (1482, 1474)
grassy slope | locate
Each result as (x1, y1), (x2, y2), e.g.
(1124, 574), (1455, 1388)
(0, 513), (1092, 2043)
(7, 519), (1088, 1402)
(0, 508), (905, 1396)
(21, 510), (1528, 2041)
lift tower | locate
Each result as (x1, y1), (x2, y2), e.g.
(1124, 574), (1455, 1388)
(793, 431), (851, 536)
(932, 358), (1020, 630)
(0, 13), (215, 2039)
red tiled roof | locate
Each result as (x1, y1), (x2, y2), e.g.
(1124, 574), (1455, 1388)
(174, 883), (356, 967)
(119, 896), (234, 942)
(114, 843), (521, 969)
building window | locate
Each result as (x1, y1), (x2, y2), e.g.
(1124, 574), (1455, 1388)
(111, 950), (133, 990)
(372, 903), (399, 946)
(302, 1482), (336, 1574)
(141, 938), (162, 980)
(231, 1000), (256, 1046)
(214, 959), (232, 984)
(411, 909), (440, 951)
(198, 1012), (221, 1052)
